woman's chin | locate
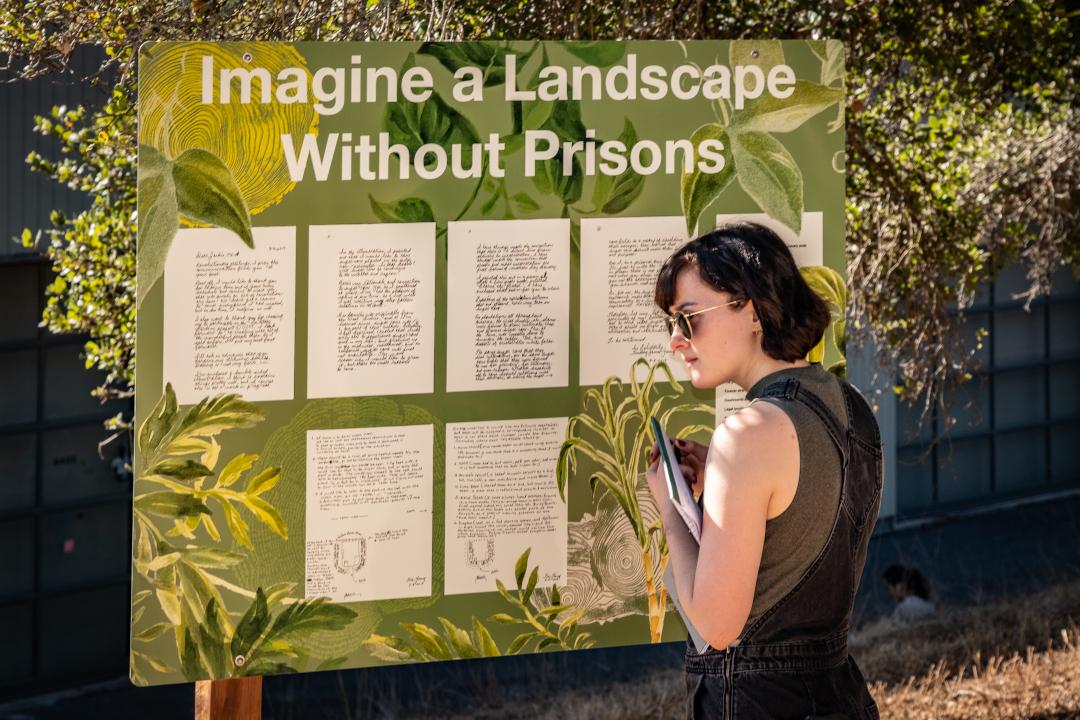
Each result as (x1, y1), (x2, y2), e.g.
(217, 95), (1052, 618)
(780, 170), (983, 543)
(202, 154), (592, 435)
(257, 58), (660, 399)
(688, 370), (712, 389)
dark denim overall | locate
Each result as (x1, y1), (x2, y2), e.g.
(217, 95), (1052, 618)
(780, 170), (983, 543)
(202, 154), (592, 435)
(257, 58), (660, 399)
(685, 378), (884, 720)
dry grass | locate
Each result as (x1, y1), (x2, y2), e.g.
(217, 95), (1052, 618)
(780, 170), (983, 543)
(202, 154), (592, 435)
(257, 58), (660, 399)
(871, 637), (1080, 720)
(389, 581), (1080, 720)
(851, 580), (1080, 685)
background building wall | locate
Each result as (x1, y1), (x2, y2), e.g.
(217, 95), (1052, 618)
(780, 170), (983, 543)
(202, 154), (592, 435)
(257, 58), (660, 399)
(0, 50), (131, 700)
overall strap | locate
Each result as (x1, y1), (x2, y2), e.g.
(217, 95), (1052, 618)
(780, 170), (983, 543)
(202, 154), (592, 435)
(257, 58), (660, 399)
(757, 378), (849, 467)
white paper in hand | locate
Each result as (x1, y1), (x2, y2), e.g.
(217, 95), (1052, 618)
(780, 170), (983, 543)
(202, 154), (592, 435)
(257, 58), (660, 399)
(650, 416), (702, 543)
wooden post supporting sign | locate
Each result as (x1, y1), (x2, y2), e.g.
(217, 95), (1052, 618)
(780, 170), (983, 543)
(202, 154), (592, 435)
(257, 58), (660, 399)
(195, 677), (262, 720)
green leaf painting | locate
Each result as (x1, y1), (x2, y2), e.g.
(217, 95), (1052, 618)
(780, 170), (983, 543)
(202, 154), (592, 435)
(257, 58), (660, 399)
(800, 265), (849, 376)
(171, 148), (255, 248)
(680, 124), (736, 236)
(383, 53), (482, 166)
(590, 118), (646, 215)
(362, 549), (594, 662)
(136, 143), (253, 309)
(556, 41), (627, 68)
(418, 40), (536, 88)
(369, 196), (436, 224)
(732, 131), (804, 235)
(557, 359), (715, 643)
(137, 143), (180, 310)
(729, 39), (786, 77)
(130, 389), (360, 683)
(732, 81), (845, 134)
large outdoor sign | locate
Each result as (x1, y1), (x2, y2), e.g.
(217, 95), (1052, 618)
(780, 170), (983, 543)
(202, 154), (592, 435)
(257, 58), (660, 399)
(131, 39), (846, 685)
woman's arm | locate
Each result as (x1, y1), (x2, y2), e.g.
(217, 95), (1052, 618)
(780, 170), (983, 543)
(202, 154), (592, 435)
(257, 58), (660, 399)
(647, 401), (799, 649)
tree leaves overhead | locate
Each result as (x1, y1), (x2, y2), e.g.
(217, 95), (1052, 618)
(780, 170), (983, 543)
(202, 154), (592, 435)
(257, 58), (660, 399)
(731, 131), (803, 235)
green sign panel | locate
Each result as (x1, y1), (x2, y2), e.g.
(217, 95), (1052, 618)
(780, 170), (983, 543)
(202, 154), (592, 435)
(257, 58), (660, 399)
(131, 39), (846, 685)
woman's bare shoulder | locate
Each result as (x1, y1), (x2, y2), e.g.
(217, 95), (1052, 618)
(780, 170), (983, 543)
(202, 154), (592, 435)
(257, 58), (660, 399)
(709, 401), (798, 475)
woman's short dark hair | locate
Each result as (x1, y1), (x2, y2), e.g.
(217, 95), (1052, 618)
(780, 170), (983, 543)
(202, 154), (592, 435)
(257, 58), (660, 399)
(654, 223), (831, 362)
(883, 564), (932, 601)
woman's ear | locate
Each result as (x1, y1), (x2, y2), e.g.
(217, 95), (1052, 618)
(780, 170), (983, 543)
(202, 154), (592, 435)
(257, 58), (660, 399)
(746, 300), (761, 328)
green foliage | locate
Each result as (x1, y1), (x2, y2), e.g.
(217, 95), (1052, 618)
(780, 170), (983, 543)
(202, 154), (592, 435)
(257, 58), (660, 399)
(6, 2), (1078, 435)
(589, 118), (645, 215)
(20, 98), (136, 406)
(362, 548), (593, 662)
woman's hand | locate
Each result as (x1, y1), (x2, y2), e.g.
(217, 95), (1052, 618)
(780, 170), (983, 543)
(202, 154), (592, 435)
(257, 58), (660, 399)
(646, 436), (710, 500)
(672, 438), (708, 496)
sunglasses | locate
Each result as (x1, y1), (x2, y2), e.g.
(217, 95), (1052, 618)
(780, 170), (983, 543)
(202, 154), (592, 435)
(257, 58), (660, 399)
(664, 300), (740, 340)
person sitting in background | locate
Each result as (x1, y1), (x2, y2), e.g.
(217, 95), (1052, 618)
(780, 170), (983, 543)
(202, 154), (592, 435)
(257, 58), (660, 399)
(883, 564), (935, 620)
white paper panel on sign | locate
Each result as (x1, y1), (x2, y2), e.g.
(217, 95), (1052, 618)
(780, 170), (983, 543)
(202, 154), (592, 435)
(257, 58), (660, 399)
(579, 216), (688, 386)
(162, 226), (296, 404)
(446, 219), (571, 392)
(307, 223), (436, 398)
(305, 425), (433, 603)
(444, 417), (568, 596)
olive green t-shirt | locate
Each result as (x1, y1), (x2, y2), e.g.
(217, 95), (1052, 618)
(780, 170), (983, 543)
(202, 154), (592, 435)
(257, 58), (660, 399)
(737, 363), (846, 636)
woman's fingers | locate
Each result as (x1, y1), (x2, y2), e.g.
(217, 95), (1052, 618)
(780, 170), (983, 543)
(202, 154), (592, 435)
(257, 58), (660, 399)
(674, 437), (708, 464)
(679, 463), (703, 495)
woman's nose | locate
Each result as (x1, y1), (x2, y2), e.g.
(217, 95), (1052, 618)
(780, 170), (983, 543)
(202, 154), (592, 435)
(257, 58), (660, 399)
(668, 326), (689, 351)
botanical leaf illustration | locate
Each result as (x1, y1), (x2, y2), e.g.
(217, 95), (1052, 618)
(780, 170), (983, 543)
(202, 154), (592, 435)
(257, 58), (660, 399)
(362, 549), (594, 663)
(369, 196), (435, 224)
(680, 124), (736, 236)
(139, 381), (179, 457)
(172, 148), (254, 248)
(590, 118), (645, 215)
(557, 41), (627, 67)
(732, 131), (803, 235)
(558, 359), (714, 643)
(512, 192), (542, 214)
(533, 152), (584, 205)
(800, 265), (849, 368)
(799, 265), (847, 310)
(383, 53), (481, 168)
(136, 143), (179, 309)
(137, 143), (255, 309)
(732, 81), (845, 134)
(418, 41), (536, 87)
(819, 39), (846, 87)
(134, 492), (211, 519)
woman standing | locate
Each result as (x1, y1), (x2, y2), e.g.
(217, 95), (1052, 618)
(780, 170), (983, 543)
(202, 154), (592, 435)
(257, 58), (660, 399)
(646, 223), (883, 719)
